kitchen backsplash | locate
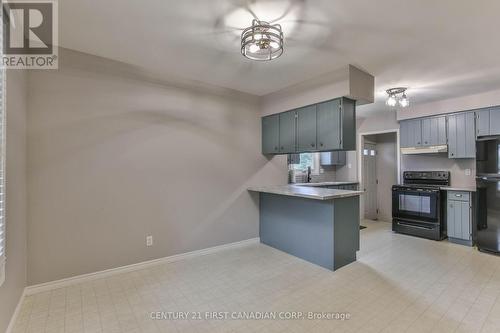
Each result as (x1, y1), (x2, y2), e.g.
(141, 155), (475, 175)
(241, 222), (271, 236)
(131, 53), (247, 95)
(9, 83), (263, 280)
(401, 154), (476, 187)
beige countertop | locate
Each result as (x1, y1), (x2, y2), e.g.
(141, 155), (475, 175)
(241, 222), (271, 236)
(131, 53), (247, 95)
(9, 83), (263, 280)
(248, 185), (364, 201)
(294, 181), (359, 187)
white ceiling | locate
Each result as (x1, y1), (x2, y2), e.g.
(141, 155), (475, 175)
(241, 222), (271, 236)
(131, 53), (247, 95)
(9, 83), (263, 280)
(60, 0), (500, 114)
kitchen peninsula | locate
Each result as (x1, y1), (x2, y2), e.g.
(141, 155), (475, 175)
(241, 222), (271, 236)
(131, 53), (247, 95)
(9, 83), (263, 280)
(248, 185), (363, 271)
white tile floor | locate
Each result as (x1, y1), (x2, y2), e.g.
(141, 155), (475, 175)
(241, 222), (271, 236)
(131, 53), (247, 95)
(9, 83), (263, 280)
(12, 220), (500, 333)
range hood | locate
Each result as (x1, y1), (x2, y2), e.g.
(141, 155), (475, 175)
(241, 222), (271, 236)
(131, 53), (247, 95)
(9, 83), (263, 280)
(401, 145), (448, 155)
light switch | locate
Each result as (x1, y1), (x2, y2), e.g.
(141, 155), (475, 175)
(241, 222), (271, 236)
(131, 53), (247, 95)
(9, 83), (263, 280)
(348, 163), (352, 169)
(465, 169), (471, 176)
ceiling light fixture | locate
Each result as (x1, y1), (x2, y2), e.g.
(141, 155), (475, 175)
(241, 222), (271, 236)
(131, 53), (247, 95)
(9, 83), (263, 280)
(386, 87), (410, 108)
(241, 19), (284, 61)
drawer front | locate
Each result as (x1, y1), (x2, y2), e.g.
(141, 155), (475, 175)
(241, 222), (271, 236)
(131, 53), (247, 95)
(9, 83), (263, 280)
(448, 191), (470, 202)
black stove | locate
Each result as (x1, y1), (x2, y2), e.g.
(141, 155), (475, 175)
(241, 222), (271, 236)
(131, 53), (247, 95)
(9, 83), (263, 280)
(392, 171), (450, 240)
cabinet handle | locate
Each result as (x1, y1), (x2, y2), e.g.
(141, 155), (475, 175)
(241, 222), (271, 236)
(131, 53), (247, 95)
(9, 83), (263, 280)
(417, 142), (421, 144)
(424, 141), (428, 144)
(281, 146), (284, 150)
(274, 146), (278, 151)
(311, 143), (315, 147)
(320, 143), (323, 147)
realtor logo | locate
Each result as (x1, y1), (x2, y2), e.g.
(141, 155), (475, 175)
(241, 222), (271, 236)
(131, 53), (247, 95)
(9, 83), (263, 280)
(2, 0), (58, 69)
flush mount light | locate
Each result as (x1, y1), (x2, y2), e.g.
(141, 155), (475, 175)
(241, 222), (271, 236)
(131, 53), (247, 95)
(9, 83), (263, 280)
(386, 87), (410, 108)
(241, 19), (284, 61)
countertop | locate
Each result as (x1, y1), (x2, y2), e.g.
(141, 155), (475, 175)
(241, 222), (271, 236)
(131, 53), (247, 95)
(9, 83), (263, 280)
(440, 186), (476, 192)
(248, 185), (364, 200)
(294, 181), (359, 187)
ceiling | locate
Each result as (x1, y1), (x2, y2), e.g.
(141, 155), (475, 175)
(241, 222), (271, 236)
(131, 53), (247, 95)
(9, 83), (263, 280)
(60, 0), (500, 114)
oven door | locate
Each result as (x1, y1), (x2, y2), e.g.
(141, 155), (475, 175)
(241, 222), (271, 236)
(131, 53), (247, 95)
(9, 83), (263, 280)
(392, 187), (439, 222)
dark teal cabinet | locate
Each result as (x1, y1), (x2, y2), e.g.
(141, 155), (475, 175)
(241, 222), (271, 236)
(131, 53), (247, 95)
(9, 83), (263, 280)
(422, 116), (446, 146)
(447, 112), (475, 158)
(296, 105), (317, 151)
(446, 191), (472, 246)
(317, 99), (341, 151)
(262, 114), (279, 154)
(278, 111), (296, 153)
(261, 97), (356, 155)
(320, 151), (346, 166)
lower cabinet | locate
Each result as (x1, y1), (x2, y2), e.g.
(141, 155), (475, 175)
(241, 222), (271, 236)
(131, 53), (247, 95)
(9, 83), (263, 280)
(446, 191), (472, 246)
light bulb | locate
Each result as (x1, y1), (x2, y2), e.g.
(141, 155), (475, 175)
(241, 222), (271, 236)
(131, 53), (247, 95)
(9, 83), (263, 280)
(386, 95), (397, 107)
(269, 41), (280, 49)
(399, 94), (409, 107)
(254, 33), (262, 40)
(249, 44), (260, 53)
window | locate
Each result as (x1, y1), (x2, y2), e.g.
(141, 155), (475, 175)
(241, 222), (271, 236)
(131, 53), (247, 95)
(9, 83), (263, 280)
(290, 153), (320, 174)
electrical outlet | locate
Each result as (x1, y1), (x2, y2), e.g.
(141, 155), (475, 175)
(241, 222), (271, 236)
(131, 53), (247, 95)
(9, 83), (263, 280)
(348, 163), (352, 169)
(146, 235), (153, 247)
(319, 168), (324, 174)
(465, 169), (471, 176)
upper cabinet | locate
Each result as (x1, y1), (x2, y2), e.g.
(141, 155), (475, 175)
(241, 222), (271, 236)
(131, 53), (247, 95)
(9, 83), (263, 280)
(400, 119), (423, 148)
(422, 116), (447, 146)
(261, 97), (356, 155)
(278, 111), (297, 154)
(296, 105), (317, 151)
(262, 114), (279, 154)
(447, 112), (475, 158)
(401, 116), (446, 148)
(476, 107), (500, 137)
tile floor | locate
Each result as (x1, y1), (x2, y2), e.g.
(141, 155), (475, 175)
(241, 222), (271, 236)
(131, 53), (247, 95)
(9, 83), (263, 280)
(11, 220), (500, 333)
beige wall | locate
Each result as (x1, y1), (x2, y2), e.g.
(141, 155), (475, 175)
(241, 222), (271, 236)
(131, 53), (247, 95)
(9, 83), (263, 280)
(27, 50), (286, 285)
(0, 71), (28, 331)
(374, 133), (397, 222)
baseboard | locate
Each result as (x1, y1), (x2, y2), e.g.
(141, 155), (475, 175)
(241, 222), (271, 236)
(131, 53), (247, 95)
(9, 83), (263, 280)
(25, 237), (260, 296)
(6, 288), (26, 333)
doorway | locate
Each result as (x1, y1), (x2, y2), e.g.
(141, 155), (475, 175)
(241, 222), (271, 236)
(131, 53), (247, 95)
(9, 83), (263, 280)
(359, 131), (400, 222)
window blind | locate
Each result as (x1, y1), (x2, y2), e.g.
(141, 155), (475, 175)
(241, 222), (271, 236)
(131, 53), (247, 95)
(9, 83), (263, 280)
(0, 8), (5, 286)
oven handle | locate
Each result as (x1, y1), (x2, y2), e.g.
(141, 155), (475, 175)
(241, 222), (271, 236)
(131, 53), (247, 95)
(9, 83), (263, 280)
(397, 221), (435, 230)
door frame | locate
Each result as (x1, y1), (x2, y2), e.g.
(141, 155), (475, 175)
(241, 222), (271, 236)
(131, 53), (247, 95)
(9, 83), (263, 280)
(357, 129), (401, 219)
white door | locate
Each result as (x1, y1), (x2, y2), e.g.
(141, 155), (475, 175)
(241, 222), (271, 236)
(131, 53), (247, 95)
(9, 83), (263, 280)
(363, 142), (378, 220)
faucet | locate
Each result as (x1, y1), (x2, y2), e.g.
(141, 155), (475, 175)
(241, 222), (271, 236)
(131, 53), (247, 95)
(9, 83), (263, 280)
(307, 167), (312, 183)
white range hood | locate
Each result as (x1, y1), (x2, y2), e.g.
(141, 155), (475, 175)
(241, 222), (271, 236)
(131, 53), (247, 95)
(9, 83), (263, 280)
(401, 145), (448, 155)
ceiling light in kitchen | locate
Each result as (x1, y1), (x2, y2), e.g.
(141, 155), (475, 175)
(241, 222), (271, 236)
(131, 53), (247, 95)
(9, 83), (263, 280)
(241, 19), (284, 61)
(386, 87), (410, 108)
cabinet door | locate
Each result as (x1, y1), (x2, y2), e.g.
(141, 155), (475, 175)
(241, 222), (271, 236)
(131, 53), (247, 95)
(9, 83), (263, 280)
(422, 118), (432, 146)
(459, 201), (471, 240)
(279, 111), (296, 153)
(464, 112), (476, 158)
(448, 112), (475, 158)
(431, 116), (447, 145)
(447, 114), (457, 158)
(411, 119), (422, 147)
(296, 105), (317, 152)
(489, 107), (500, 136)
(400, 120), (411, 148)
(262, 114), (279, 154)
(317, 99), (341, 150)
(447, 200), (456, 238)
(476, 109), (490, 136)
(400, 119), (422, 147)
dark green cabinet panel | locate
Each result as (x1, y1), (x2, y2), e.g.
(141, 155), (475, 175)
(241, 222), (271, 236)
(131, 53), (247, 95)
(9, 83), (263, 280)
(489, 107), (500, 136)
(296, 105), (317, 151)
(262, 114), (279, 154)
(447, 112), (475, 158)
(317, 99), (341, 151)
(476, 109), (490, 136)
(279, 111), (296, 153)
(422, 116), (446, 146)
(320, 151), (346, 166)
